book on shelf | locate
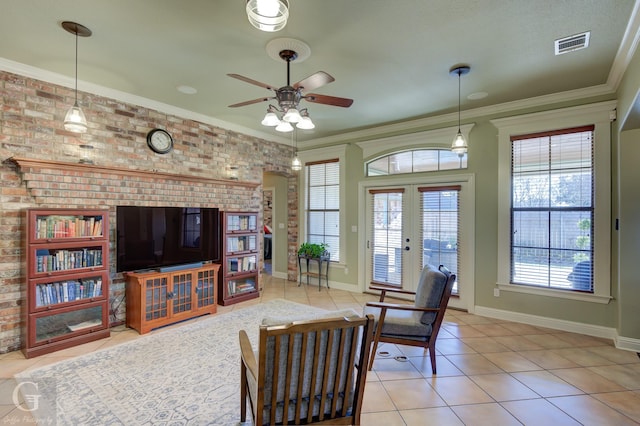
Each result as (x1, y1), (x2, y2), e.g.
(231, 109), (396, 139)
(35, 278), (103, 307)
(35, 215), (104, 239)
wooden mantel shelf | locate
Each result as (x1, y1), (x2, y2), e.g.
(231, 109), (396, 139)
(9, 157), (260, 189)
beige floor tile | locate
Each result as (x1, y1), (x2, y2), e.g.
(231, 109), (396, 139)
(383, 378), (446, 410)
(445, 353), (503, 375)
(511, 370), (584, 397)
(428, 375), (493, 406)
(372, 357), (423, 381)
(499, 322), (549, 335)
(522, 334), (575, 349)
(592, 390), (640, 422)
(452, 313), (498, 325)
(588, 364), (640, 390)
(400, 407), (464, 426)
(470, 323), (517, 337)
(550, 367), (626, 393)
(586, 345), (640, 364)
(553, 332), (612, 348)
(493, 335), (545, 351)
(440, 324), (487, 338)
(451, 402), (522, 425)
(0, 405), (36, 426)
(549, 394), (639, 425)
(361, 381), (396, 413)
(433, 338), (477, 355)
(469, 373), (540, 401)
(482, 351), (543, 372)
(409, 355), (465, 378)
(550, 347), (616, 367)
(459, 336), (511, 353)
(501, 398), (582, 425)
(519, 349), (580, 369)
(361, 410), (406, 426)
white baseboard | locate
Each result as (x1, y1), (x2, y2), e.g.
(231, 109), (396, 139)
(474, 305), (640, 353)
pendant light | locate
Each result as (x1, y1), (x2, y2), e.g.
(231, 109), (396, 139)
(291, 129), (301, 171)
(246, 0), (289, 32)
(450, 65), (470, 157)
(62, 21), (91, 133)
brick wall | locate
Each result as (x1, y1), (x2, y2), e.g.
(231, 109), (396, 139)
(0, 70), (297, 354)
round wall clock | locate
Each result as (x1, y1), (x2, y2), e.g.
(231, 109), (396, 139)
(146, 128), (173, 154)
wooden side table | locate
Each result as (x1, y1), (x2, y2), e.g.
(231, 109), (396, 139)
(297, 253), (330, 291)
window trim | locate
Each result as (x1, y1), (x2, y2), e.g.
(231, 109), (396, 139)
(491, 101), (615, 304)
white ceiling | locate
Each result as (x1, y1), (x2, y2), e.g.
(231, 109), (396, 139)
(0, 0), (638, 146)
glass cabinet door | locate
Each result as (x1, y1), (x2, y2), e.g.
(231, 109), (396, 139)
(197, 268), (216, 308)
(34, 303), (104, 344)
(145, 277), (168, 321)
(172, 272), (193, 314)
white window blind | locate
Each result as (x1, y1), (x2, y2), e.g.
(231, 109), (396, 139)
(511, 126), (594, 292)
(369, 188), (405, 286)
(306, 160), (340, 262)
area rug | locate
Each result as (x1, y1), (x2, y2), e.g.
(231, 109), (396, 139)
(15, 299), (328, 425)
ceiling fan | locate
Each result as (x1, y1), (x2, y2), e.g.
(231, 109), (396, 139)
(228, 49), (353, 131)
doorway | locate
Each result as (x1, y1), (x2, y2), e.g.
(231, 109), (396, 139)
(361, 175), (474, 312)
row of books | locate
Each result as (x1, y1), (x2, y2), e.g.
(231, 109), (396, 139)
(35, 215), (103, 239)
(36, 249), (103, 273)
(227, 236), (257, 252)
(227, 279), (255, 295)
(226, 215), (257, 232)
(227, 256), (257, 273)
(35, 278), (103, 307)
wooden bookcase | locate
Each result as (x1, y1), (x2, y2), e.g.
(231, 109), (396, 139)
(124, 263), (220, 334)
(23, 208), (110, 358)
(219, 211), (259, 305)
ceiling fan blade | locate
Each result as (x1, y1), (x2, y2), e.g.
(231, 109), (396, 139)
(227, 73), (277, 91)
(304, 93), (354, 108)
(228, 97), (272, 108)
(293, 71), (335, 92)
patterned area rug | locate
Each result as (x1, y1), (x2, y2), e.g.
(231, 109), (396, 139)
(16, 299), (327, 425)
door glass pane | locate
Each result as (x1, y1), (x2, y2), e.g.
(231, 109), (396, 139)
(372, 192), (403, 286)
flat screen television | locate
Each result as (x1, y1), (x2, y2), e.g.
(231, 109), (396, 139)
(116, 206), (220, 272)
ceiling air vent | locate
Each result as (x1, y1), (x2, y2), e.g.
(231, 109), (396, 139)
(555, 31), (590, 55)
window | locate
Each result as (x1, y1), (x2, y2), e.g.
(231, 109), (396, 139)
(511, 127), (594, 291)
(493, 101), (613, 303)
(367, 149), (467, 176)
(306, 160), (340, 262)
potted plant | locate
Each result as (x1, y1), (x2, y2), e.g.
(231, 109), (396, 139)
(297, 242), (328, 258)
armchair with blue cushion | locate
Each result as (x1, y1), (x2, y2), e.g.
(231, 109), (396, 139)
(363, 264), (456, 374)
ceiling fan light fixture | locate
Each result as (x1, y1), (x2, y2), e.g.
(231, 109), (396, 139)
(282, 107), (301, 123)
(246, 0), (289, 32)
(261, 111), (280, 126)
(275, 121), (294, 132)
(291, 155), (302, 171)
(296, 115), (315, 130)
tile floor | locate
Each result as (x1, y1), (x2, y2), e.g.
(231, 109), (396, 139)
(2, 274), (640, 425)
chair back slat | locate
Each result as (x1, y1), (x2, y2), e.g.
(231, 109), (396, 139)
(250, 315), (374, 425)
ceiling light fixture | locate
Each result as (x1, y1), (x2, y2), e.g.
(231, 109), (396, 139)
(450, 64), (470, 157)
(261, 105), (314, 132)
(291, 129), (301, 171)
(62, 21), (92, 133)
(246, 0), (289, 32)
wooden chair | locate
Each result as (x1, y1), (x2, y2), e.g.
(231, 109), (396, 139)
(239, 313), (374, 425)
(363, 264), (455, 374)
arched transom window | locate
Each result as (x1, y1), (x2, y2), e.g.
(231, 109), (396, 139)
(366, 149), (467, 176)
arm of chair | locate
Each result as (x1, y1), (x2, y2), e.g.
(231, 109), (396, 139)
(239, 329), (258, 382)
(369, 284), (417, 302)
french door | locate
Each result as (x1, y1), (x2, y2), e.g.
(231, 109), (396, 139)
(366, 184), (468, 309)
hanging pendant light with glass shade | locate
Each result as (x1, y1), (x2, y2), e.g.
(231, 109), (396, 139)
(62, 21), (92, 133)
(450, 65), (470, 157)
(291, 129), (301, 171)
